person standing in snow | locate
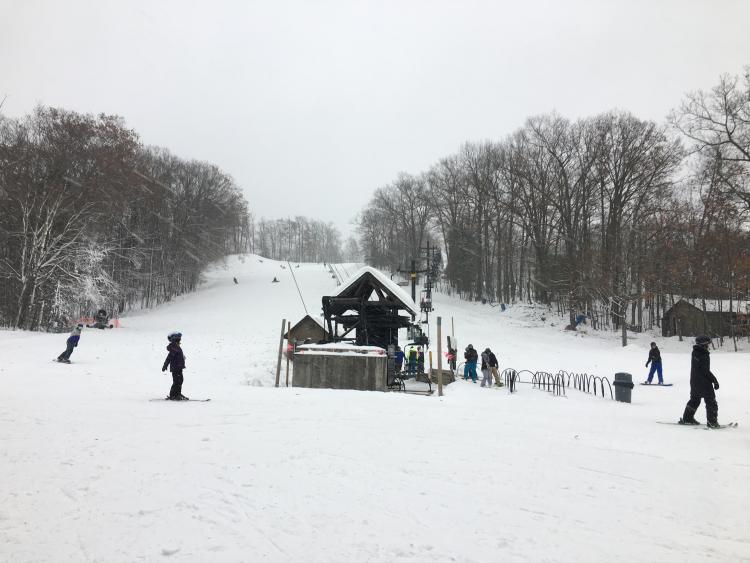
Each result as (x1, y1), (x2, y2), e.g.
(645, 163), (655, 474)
(487, 347), (501, 386)
(480, 348), (493, 387)
(679, 335), (721, 427)
(162, 332), (188, 400)
(644, 341), (664, 384)
(464, 344), (478, 383)
(56, 324), (83, 363)
(416, 346), (425, 375)
(406, 347), (418, 377)
(394, 346), (405, 375)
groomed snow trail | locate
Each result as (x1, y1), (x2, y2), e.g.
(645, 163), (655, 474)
(1, 256), (748, 562)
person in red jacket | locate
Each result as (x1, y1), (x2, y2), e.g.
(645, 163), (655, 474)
(162, 332), (188, 400)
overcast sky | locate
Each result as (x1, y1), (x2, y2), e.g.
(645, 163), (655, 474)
(2, 0), (749, 237)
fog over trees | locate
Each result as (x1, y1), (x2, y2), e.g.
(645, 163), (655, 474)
(356, 69), (750, 334)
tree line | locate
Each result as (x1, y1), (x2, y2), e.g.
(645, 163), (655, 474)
(356, 68), (750, 336)
(0, 106), (252, 330)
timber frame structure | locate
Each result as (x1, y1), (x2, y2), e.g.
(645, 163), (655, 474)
(322, 268), (417, 350)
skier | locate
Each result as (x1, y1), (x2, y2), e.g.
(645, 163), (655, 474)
(161, 332), (188, 400)
(679, 335), (721, 428)
(644, 341), (663, 384)
(480, 348), (492, 387)
(394, 345), (405, 375)
(416, 346), (425, 375)
(56, 324), (83, 363)
(233, 277), (238, 284)
(464, 344), (478, 383)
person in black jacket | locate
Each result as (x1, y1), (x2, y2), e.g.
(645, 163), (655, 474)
(464, 344), (478, 383)
(679, 335), (720, 427)
(644, 341), (663, 384)
(162, 332), (188, 400)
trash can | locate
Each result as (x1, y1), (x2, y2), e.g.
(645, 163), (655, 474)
(613, 372), (634, 403)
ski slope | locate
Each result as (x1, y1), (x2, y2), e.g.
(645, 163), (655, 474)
(1, 255), (748, 562)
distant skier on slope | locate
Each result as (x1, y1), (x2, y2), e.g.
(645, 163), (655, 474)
(56, 324), (83, 363)
(162, 332), (188, 400)
(679, 335), (721, 428)
(644, 341), (664, 384)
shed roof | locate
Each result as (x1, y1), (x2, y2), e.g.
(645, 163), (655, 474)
(328, 266), (418, 315)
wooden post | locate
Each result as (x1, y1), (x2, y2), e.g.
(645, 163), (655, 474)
(275, 318), (286, 388)
(428, 351), (433, 377)
(284, 320), (291, 387)
(437, 316), (443, 397)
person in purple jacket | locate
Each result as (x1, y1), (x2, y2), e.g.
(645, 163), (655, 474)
(161, 331), (188, 400)
(56, 324), (83, 363)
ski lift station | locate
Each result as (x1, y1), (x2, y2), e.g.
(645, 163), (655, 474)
(292, 266), (419, 392)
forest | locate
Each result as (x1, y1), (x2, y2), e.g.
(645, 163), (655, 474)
(0, 106), (347, 330)
(356, 69), (750, 335)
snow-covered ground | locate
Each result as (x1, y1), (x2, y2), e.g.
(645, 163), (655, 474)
(1, 255), (748, 562)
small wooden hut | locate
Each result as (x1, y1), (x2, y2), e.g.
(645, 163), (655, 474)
(662, 299), (738, 337)
(284, 315), (329, 344)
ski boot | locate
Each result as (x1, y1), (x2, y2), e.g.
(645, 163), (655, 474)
(678, 417), (701, 425)
(706, 421), (721, 429)
(179, 394), (190, 401)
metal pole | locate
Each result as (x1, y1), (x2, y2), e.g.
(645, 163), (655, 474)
(437, 317), (443, 397)
(275, 318), (286, 387)
(284, 320), (291, 387)
(410, 259), (416, 304)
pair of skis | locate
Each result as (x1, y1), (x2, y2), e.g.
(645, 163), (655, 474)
(149, 397), (211, 402)
(657, 421), (738, 429)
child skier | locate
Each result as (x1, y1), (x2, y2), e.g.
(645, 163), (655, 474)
(161, 332), (188, 400)
(679, 335), (720, 427)
(644, 341), (664, 384)
(56, 324), (83, 363)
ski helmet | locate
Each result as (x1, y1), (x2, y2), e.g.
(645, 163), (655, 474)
(168, 331), (182, 342)
(695, 335), (711, 346)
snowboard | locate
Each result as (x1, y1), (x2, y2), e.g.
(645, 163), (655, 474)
(639, 383), (673, 386)
(52, 358), (71, 364)
(657, 421), (737, 429)
(149, 397), (211, 402)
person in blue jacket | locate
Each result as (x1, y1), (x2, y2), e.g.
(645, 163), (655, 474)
(56, 325), (83, 363)
(394, 345), (405, 375)
(162, 332), (188, 400)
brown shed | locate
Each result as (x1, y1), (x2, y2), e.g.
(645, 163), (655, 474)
(284, 315), (329, 344)
(661, 299), (737, 338)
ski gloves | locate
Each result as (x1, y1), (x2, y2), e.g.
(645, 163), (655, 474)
(713, 380), (720, 390)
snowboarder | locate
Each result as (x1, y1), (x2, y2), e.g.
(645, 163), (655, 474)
(56, 324), (83, 363)
(161, 331), (188, 400)
(644, 341), (663, 384)
(679, 335), (720, 428)
(394, 345), (404, 375)
(480, 348), (492, 387)
(464, 344), (478, 383)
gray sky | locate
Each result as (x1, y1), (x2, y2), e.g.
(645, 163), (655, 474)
(2, 0), (749, 237)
